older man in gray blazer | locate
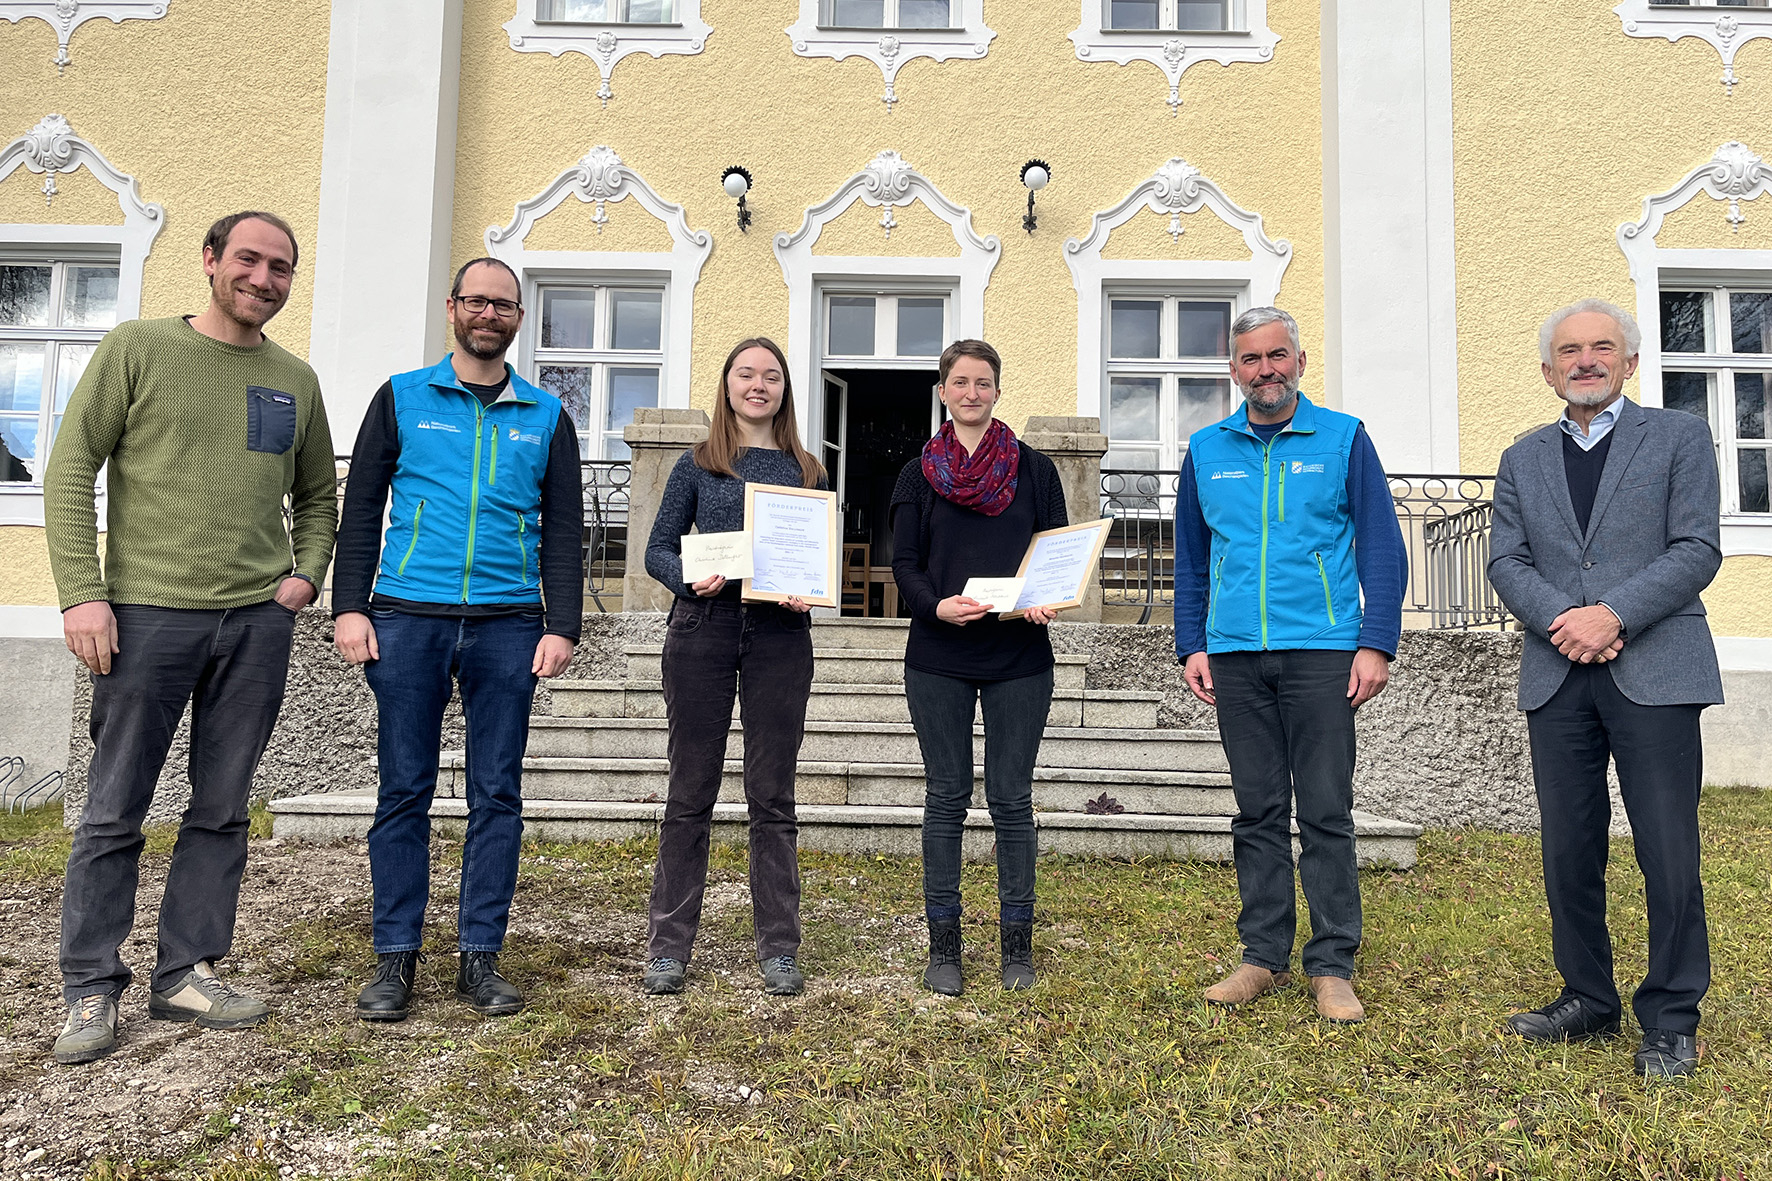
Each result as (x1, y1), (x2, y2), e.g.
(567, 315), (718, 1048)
(1488, 297), (1723, 1079)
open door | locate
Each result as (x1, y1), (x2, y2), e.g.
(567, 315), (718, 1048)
(820, 371), (848, 504)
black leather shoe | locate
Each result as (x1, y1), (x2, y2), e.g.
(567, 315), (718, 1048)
(356, 951), (420, 1022)
(455, 951), (523, 1017)
(923, 917), (963, 997)
(1635, 1028), (1700, 1078)
(1506, 995), (1621, 1042)
(1000, 921), (1035, 991)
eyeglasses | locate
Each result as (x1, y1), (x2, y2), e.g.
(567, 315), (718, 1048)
(455, 295), (522, 318)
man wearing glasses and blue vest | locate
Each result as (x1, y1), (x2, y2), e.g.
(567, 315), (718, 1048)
(1175, 306), (1407, 1024)
(332, 257), (582, 1022)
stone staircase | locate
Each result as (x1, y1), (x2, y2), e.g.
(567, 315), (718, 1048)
(271, 618), (1421, 867)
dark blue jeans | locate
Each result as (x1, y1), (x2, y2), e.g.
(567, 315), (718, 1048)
(1209, 649), (1361, 980)
(904, 665), (1054, 917)
(363, 609), (543, 954)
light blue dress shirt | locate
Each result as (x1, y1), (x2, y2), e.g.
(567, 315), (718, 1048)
(1558, 398), (1623, 451)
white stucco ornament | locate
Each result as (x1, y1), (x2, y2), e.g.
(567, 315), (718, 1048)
(0, 0), (170, 74)
(502, 2), (712, 108)
(1615, 0), (1772, 94)
(1069, 1), (1278, 116)
(784, 1), (995, 113)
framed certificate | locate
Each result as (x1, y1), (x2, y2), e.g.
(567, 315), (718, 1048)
(999, 517), (1113, 620)
(741, 482), (840, 608)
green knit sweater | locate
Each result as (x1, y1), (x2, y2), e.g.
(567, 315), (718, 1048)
(43, 316), (337, 611)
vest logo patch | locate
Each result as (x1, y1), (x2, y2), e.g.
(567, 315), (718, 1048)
(1210, 469), (1249, 480)
(416, 419), (461, 433)
(1291, 461), (1326, 474)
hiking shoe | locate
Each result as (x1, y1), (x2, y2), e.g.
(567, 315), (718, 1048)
(1307, 975), (1366, 1024)
(760, 955), (804, 996)
(356, 951), (420, 1022)
(642, 957), (686, 996)
(923, 917), (963, 997)
(1202, 963), (1292, 1007)
(1000, 921), (1035, 991)
(148, 962), (270, 1029)
(1635, 1029), (1701, 1079)
(455, 951), (523, 1017)
(54, 994), (119, 1065)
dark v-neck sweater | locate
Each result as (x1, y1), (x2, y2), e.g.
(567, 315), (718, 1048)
(1563, 430), (1614, 536)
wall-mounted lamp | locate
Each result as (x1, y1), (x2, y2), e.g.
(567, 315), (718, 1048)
(1020, 159), (1051, 235)
(722, 166), (753, 233)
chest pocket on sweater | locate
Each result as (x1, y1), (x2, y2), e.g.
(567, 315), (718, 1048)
(247, 386), (297, 454)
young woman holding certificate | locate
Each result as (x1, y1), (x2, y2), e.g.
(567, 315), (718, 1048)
(641, 337), (826, 998)
(890, 339), (1068, 995)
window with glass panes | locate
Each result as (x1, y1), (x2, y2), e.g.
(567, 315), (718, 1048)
(823, 292), (948, 361)
(0, 257), (117, 486)
(1103, 295), (1234, 472)
(1660, 285), (1771, 514)
(823, 0), (952, 27)
(1104, 0), (1232, 31)
(540, 0), (677, 21)
(531, 284), (664, 459)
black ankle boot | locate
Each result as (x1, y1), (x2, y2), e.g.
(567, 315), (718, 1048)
(356, 951), (420, 1022)
(455, 951), (523, 1017)
(1000, 921), (1035, 991)
(923, 917), (963, 996)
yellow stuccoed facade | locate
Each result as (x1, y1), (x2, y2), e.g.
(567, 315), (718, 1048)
(0, 0), (1766, 638)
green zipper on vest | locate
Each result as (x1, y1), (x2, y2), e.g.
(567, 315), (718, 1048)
(1314, 551), (1336, 625)
(516, 512), (529, 584)
(1278, 456), (1286, 523)
(464, 404), (485, 602)
(489, 424), (499, 486)
(1207, 554), (1226, 632)
(1259, 441), (1273, 647)
(397, 500), (426, 576)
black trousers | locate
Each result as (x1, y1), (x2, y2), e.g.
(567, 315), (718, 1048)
(646, 597), (814, 963)
(1525, 662), (1709, 1035)
(61, 601), (295, 1001)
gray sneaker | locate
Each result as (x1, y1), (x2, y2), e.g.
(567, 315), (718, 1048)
(148, 961), (270, 1029)
(54, 994), (118, 1065)
(642, 957), (686, 995)
(760, 955), (804, 996)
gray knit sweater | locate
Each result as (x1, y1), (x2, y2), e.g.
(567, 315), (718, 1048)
(645, 448), (827, 598)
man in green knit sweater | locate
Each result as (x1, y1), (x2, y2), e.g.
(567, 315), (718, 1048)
(43, 212), (337, 1065)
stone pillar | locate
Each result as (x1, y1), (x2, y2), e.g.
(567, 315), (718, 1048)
(622, 408), (710, 613)
(1021, 415), (1109, 623)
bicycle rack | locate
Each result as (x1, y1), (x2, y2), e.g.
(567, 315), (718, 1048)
(0, 756), (22, 809)
(12, 770), (65, 813)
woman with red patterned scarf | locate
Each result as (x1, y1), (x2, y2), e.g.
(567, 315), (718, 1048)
(889, 339), (1069, 997)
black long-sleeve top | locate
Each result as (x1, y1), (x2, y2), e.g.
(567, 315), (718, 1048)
(889, 443), (1068, 681)
(333, 378), (584, 641)
(646, 447), (827, 601)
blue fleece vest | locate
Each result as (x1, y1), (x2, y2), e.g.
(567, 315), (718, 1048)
(372, 356), (563, 607)
(1188, 395), (1364, 653)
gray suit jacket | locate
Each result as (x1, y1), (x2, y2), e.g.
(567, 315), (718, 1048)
(1487, 398), (1724, 711)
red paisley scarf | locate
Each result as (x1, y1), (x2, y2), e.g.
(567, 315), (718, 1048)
(920, 418), (1021, 517)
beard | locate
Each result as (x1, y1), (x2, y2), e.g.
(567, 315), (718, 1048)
(1558, 367), (1619, 407)
(212, 276), (285, 330)
(1239, 372), (1300, 416)
(454, 315), (518, 361)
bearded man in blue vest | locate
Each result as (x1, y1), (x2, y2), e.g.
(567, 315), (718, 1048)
(332, 258), (583, 1021)
(1174, 306), (1407, 1023)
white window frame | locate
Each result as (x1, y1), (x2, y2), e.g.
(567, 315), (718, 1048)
(1618, 139), (1772, 554)
(503, 0), (712, 107)
(1068, 0), (1277, 115)
(0, 115), (163, 526)
(1065, 157), (1291, 423)
(1656, 281), (1772, 518)
(1101, 289), (1239, 472)
(0, 252), (119, 484)
(774, 150), (1001, 451)
(1613, 0), (1772, 95)
(485, 145), (710, 428)
(0, 1), (171, 74)
(525, 280), (667, 459)
(820, 289), (952, 368)
(786, 0), (995, 111)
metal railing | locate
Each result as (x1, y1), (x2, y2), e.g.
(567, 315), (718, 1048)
(319, 456), (633, 612)
(1097, 468), (1513, 630)
(0, 756), (64, 813)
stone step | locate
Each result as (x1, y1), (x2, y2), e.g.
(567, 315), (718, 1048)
(807, 617), (911, 651)
(519, 718), (1228, 773)
(622, 645), (1091, 689)
(268, 793), (1420, 869)
(548, 680), (1164, 729)
(438, 755), (1236, 814)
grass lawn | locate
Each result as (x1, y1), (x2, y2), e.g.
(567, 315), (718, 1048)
(4, 790), (1770, 1179)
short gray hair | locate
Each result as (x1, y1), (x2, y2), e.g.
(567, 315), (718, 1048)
(1230, 306), (1301, 354)
(1539, 298), (1642, 364)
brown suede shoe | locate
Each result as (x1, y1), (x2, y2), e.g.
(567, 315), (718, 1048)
(1203, 963), (1293, 1007)
(1308, 975), (1365, 1023)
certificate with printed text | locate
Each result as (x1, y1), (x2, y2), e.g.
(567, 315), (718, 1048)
(999, 518), (1113, 620)
(741, 483), (840, 608)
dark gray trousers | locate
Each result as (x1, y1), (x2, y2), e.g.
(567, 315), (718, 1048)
(646, 598), (813, 963)
(1209, 648), (1361, 979)
(60, 601), (295, 1002)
